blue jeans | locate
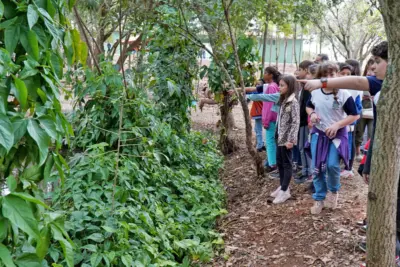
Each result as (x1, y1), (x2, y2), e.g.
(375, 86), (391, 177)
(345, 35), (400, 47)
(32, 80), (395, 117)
(254, 118), (264, 149)
(311, 133), (341, 201)
(265, 122), (277, 166)
(292, 145), (301, 166)
(299, 126), (312, 176)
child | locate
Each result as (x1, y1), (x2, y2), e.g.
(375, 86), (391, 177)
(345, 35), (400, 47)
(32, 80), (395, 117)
(294, 60), (314, 184)
(305, 62), (359, 214)
(250, 76), (300, 203)
(248, 79), (266, 152)
(355, 59), (375, 161)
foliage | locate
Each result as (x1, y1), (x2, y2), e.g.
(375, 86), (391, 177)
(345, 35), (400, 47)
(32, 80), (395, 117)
(200, 35), (259, 94)
(0, 0), (85, 265)
(51, 62), (225, 266)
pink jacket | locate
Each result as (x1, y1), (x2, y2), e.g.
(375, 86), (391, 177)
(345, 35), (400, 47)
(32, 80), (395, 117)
(262, 82), (279, 128)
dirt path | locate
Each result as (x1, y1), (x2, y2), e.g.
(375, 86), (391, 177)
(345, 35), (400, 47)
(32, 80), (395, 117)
(192, 104), (368, 267)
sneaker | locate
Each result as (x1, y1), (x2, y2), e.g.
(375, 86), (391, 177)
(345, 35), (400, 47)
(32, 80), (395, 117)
(270, 186), (281, 198)
(269, 172), (280, 180)
(356, 154), (363, 162)
(294, 175), (309, 184)
(265, 165), (277, 173)
(257, 146), (266, 152)
(340, 170), (355, 178)
(310, 201), (324, 215)
(358, 241), (367, 252)
(273, 189), (291, 204)
(360, 263), (366, 267)
(324, 192), (339, 209)
(359, 224), (367, 234)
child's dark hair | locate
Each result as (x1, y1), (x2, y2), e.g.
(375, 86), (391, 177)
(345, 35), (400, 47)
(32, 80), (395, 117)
(278, 75), (298, 105)
(299, 60), (313, 70)
(338, 62), (353, 73)
(318, 53), (329, 61)
(316, 62), (340, 101)
(363, 58), (375, 76)
(264, 66), (281, 83)
(371, 41), (388, 61)
(345, 59), (361, 76)
(308, 64), (318, 77)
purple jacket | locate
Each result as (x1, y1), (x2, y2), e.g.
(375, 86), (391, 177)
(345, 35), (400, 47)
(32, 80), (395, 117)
(306, 126), (349, 174)
(262, 82), (279, 128)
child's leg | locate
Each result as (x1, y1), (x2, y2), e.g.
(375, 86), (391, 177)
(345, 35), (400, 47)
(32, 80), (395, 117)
(254, 118), (264, 150)
(326, 141), (341, 193)
(311, 133), (328, 200)
(281, 147), (293, 191)
(276, 146), (284, 186)
(265, 122), (277, 166)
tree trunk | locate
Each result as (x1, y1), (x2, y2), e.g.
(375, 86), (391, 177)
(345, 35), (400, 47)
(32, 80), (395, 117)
(117, 34), (143, 69)
(283, 36), (288, 73)
(223, 3), (264, 177)
(293, 24), (298, 68)
(366, 1), (400, 266)
(219, 94), (237, 154)
(261, 12), (269, 77)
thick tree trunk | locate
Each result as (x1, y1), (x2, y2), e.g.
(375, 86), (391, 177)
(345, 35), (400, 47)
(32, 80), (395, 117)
(283, 36), (288, 73)
(223, 3), (264, 177)
(261, 12), (269, 77)
(367, 1), (400, 266)
(219, 94), (237, 154)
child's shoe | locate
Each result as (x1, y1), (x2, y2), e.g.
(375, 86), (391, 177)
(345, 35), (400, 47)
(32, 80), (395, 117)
(340, 170), (355, 178)
(310, 201), (324, 215)
(273, 189), (291, 204)
(324, 192), (339, 209)
(270, 186), (281, 198)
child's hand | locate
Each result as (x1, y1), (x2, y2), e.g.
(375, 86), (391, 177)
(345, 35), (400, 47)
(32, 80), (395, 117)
(310, 113), (320, 125)
(285, 142), (294, 149)
(298, 79), (321, 91)
(325, 123), (340, 139)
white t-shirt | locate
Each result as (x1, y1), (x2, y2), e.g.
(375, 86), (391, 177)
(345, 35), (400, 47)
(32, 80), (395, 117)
(307, 89), (358, 131)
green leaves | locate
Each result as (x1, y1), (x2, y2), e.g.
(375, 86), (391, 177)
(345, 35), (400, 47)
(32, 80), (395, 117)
(2, 195), (40, 239)
(0, 244), (16, 267)
(0, 1), (4, 20)
(20, 29), (40, 61)
(27, 5), (39, 29)
(0, 114), (14, 152)
(4, 25), (20, 55)
(12, 77), (28, 110)
(27, 119), (50, 166)
(38, 115), (57, 140)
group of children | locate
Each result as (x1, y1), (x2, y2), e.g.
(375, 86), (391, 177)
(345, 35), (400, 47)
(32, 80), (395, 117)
(243, 41), (397, 266)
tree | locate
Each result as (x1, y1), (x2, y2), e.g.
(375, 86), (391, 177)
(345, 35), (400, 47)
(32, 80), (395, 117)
(366, 1), (400, 266)
(312, 0), (384, 63)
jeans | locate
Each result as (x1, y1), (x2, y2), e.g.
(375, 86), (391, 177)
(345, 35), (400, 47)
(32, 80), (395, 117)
(254, 118), (264, 149)
(292, 145), (301, 166)
(355, 117), (373, 147)
(265, 122), (277, 166)
(347, 131), (356, 170)
(277, 146), (293, 191)
(311, 133), (341, 201)
(299, 126), (312, 176)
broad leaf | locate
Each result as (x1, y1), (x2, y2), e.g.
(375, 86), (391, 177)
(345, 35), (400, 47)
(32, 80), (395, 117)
(0, 218), (9, 242)
(5, 25), (20, 55)
(0, 1), (4, 20)
(12, 117), (28, 145)
(50, 224), (74, 267)
(38, 115), (57, 140)
(6, 175), (17, 192)
(84, 233), (104, 243)
(20, 165), (43, 182)
(2, 195), (39, 239)
(28, 30), (40, 60)
(27, 119), (50, 166)
(43, 154), (55, 182)
(50, 52), (63, 79)
(68, 0), (77, 10)
(13, 77), (28, 110)
(0, 114), (14, 152)
(0, 244), (16, 267)
(14, 253), (41, 267)
(10, 192), (50, 209)
(36, 226), (50, 260)
(27, 5), (39, 29)
(90, 253), (102, 267)
(121, 254), (133, 267)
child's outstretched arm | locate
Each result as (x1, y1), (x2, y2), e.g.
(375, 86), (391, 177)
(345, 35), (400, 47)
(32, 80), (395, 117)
(247, 93), (280, 103)
(299, 76), (370, 92)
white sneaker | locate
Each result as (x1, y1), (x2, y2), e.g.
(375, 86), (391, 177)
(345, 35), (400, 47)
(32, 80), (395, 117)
(356, 154), (363, 162)
(340, 170), (354, 178)
(270, 186), (281, 198)
(325, 192), (338, 209)
(310, 201), (324, 215)
(273, 189), (291, 204)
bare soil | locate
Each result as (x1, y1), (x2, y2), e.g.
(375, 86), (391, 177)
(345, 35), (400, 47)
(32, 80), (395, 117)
(192, 104), (368, 267)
